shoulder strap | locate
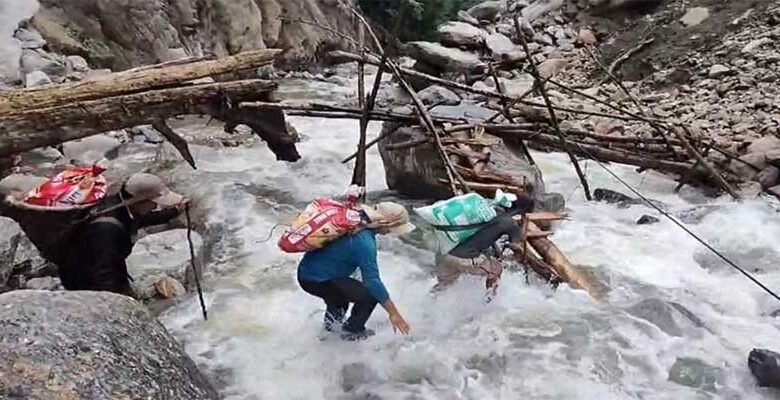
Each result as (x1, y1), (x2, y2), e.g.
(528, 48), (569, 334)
(90, 216), (126, 230)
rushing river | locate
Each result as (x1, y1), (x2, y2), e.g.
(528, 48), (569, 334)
(154, 78), (780, 400)
(2, 3), (780, 398)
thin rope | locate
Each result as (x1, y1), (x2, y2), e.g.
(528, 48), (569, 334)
(255, 223), (291, 244)
(576, 146), (780, 303)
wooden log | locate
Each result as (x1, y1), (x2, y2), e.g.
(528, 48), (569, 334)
(0, 80), (277, 158)
(0, 49), (282, 115)
(524, 221), (605, 300)
(488, 128), (700, 177)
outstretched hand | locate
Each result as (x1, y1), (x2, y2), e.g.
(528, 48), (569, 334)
(389, 312), (411, 335)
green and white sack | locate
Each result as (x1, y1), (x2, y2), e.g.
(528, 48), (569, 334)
(414, 192), (497, 254)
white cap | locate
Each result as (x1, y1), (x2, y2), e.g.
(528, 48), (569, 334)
(124, 173), (183, 207)
(361, 202), (416, 236)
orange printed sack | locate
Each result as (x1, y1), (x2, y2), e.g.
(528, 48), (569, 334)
(24, 165), (108, 207)
(278, 198), (365, 253)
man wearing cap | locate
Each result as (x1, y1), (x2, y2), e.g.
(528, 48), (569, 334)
(297, 201), (414, 341)
(58, 173), (188, 296)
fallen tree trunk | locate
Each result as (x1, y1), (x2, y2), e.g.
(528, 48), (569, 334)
(522, 220), (607, 300)
(0, 49), (282, 115)
(0, 80), (277, 158)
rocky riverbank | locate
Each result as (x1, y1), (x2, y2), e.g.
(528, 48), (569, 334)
(396, 0), (780, 198)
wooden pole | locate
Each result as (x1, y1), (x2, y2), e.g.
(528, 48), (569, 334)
(513, 15), (592, 201)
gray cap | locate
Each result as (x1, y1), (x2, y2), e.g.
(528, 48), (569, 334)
(124, 173), (183, 207)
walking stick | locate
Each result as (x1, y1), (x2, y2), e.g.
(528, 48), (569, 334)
(185, 204), (208, 320)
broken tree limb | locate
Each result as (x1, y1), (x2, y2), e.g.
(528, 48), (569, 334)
(0, 49), (282, 115)
(514, 14), (592, 201)
(607, 37), (654, 77)
(673, 127), (741, 200)
(0, 79), (278, 158)
(151, 120), (197, 169)
(524, 221), (605, 300)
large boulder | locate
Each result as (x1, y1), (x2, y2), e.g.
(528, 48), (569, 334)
(406, 41), (484, 72)
(437, 21), (486, 48)
(126, 229), (204, 300)
(378, 109), (545, 200)
(485, 33), (516, 60)
(418, 85), (461, 106)
(30, 0), (359, 70)
(0, 290), (218, 399)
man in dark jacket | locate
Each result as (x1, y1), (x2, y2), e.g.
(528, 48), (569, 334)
(59, 173), (188, 296)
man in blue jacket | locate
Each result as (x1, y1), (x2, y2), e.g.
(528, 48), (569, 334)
(297, 202), (414, 341)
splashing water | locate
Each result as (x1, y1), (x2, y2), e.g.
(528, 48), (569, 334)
(155, 81), (780, 399)
(0, 0), (38, 82)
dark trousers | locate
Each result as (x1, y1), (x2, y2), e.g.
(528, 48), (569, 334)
(299, 278), (378, 333)
(449, 215), (522, 259)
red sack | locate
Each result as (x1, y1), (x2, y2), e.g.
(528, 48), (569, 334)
(278, 198), (365, 253)
(24, 165), (108, 207)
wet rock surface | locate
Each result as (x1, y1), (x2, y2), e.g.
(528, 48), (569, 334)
(0, 290), (219, 399)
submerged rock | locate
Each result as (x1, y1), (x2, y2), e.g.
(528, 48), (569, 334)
(636, 215), (660, 225)
(0, 290), (218, 399)
(627, 298), (705, 337)
(341, 362), (381, 392)
(749, 348), (780, 389)
(126, 229), (203, 300)
(668, 357), (723, 392)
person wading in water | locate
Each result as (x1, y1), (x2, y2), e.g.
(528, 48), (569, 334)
(297, 202), (415, 341)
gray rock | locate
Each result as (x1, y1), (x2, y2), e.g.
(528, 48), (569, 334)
(24, 70), (52, 87)
(0, 174), (48, 197)
(499, 75), (535, 97)
(679, 7), (710, 27)
(31, 0), (358, 71)
(128, 125), (165, 144)
(742, 38), (773, 54)
(754, 166), (780, 189)
(406, 42), (484, 72)
(749, 348), (780, 389)
(0, 217), (24, 288)
(126, 229), (203, 300)
(24, 277), (62, 290)
(747, 135), (780, 154)
(0, 290), (218, 399)
(627, 298), (705, 337)
(636, 215), (660, 225)
(467, 1), (505, 21)
(457, 10), (481, 26)
(66, 55), (89, 72)
(538, 58), (569, 79)
(437, 22), (486, 48)
(577, 29), (597, 45)
(668, 357), (722, 392)
(341, 362), (380, 392)
(485, 33), (516, 59)
(62, 134), (122, 164)
(418, 85), (461, 106)
(13, 26), (46, 49)
(18, 147), (64, 168)
(536, 192), (565, 212)
(708, 64), (731, 79)
(19, 48), (69, 80)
